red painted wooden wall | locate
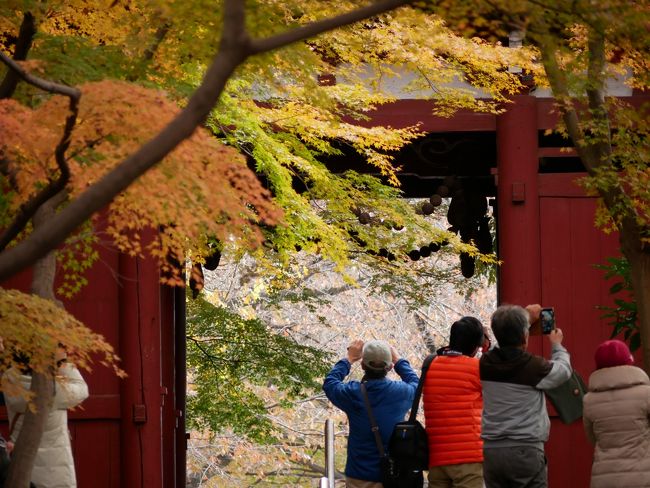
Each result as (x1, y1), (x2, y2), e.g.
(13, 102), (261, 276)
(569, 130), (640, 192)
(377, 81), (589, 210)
(0, 225), (184, 488)
(496, 96), (623, 486)
(538, 174), (620, 487)
(1, 236), (123, 487)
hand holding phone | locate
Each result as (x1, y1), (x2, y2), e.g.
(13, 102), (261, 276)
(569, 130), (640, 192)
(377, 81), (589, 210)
(541, 308), (555, 335)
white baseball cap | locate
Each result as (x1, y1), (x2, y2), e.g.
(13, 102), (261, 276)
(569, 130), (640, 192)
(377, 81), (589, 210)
(362, 340), (393, 372)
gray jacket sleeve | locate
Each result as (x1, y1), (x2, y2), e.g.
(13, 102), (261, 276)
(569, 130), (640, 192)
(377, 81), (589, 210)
(535, 343), (572, 390)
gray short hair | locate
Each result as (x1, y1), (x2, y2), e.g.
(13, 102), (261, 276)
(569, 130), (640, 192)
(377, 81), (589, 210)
(491, 305), (530, 347)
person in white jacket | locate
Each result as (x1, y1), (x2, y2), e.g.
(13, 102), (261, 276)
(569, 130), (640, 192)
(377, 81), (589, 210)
(3, 347), (89, 488)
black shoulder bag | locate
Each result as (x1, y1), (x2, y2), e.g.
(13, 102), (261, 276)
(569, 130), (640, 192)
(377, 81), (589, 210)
(360, 354), (435, 488)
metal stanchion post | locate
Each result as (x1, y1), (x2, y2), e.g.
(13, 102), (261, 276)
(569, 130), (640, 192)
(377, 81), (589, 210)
(325, 418), (335, 488)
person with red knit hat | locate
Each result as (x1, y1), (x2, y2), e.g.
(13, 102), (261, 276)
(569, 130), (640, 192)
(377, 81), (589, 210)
(583, 339), (650, 488)
(593, 339), (634, 369)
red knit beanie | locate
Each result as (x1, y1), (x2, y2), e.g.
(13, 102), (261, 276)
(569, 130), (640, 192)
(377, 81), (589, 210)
(595, 340), (634, 369)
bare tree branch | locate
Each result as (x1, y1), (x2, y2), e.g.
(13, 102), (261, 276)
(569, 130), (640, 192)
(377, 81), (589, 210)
(249, 0), (413, 54)
(0, 51), (79, 100)
(143, 23), (171, 62)
(413, 312), (438, 353)
(0, 0), (415, 281)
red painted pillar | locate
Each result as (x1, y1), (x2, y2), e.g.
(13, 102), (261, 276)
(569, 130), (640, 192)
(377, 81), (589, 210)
(174, 286), (187, 488)
(496, 96), (541, 311)
(160, 284), (177, 488)
(119, 245), (163, 488)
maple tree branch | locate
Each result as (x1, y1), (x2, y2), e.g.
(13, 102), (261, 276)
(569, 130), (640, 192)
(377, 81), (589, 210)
(580, 27), (645, 248)
(583, 26), (613, 172)
(263, 392), (326, 411)
(0, 52), (80, 252)
(415, 65), (443, 95)
(538, 26), (642, 247)
(0, 29), (244, 279)
(248, 0), (413, 54)
(143, 23), (171, 62)
(222, 0), (249, 48)
(0, 0), (413, 281)
(65, 135), (105, 160)
(525, 0), (630, 24)
(0, 11), (36, 99)
(0, 51), (80, 100)
(536, 32), (586, 161)
(0, 156), (18, 191)
(585, 27), (609, 126)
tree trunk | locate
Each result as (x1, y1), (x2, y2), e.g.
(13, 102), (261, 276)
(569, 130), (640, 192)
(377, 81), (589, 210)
(5, 197), (61, 488)
(4, 373), (54, 488)
(536, 36), (650, 371)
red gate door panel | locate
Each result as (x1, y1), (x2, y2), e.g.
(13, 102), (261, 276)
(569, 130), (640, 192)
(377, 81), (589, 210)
(539, 175), (620, 487)
(71, 421), (121, 488)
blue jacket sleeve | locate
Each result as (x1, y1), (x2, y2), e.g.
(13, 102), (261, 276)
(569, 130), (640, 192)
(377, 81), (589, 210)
(322, 359), (356, 411)
(394, 358), (419, 391)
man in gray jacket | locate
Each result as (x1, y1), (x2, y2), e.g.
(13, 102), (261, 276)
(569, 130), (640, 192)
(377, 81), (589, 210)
(480, 304), (572, 488)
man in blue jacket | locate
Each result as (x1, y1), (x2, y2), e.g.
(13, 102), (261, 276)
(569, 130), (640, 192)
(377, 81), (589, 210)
(323, 339), (419, 487)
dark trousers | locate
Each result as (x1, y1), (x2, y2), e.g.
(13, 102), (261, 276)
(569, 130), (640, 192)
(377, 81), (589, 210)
(483, 446), (547, 488)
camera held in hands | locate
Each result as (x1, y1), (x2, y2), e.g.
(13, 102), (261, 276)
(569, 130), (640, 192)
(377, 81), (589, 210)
(541, 308), (555, 335)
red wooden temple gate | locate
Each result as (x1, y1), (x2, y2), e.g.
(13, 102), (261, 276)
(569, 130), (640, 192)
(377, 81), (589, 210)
(361, 91), (645, 486)
(1, 90), (647, 486)
(496, 95), (621, 486)
(1, 229), (187, 488)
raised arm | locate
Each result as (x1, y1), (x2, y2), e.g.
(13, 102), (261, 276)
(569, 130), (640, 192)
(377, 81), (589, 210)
(322, 340), (363, 411)
(53, 363), (89, 410)
(536, 329), (572, 390)
(391, 346), (419, 389)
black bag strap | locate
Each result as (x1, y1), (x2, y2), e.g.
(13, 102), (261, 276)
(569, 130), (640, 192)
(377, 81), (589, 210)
(360, 382), (386, 457)
(408, 354), (436, 422)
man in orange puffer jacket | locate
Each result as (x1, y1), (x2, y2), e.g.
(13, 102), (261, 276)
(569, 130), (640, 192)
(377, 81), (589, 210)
(423, 316), (485, 488)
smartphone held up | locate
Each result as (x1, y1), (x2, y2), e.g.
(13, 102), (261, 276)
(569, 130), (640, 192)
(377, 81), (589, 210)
(541, 307), (555, 335)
